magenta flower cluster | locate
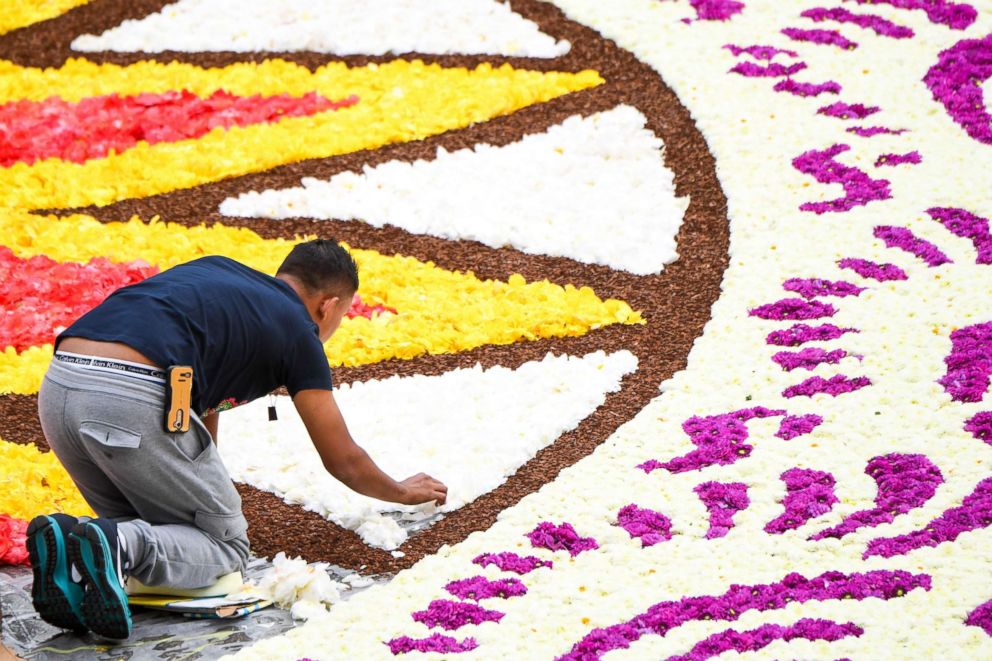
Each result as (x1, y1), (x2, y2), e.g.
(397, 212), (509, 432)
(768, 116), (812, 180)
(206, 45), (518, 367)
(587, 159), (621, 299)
(730, 61), (806, 78)
(385, 634), (478, 655)
(865, 476), (992, 558)
(810, 453), (943, 541)
(558, 570), (930, 660)
(845, 0), (974, 29)
(938, 321), (992, 403)
(802, 6), (913, 38)
(782, 27), (858, 49)
(775, 413), (824, 440)
(694, 481), (749, 539)
(445, 576), (527, 601)
(764, 468), (838, 534)
(773, 348), (847, 372)
(875, 151), (921, 167)
(783, 277), (864, 299)
(685, 0), (745, 22)
(837, 257), (907, 281)
(617, 504), (673, 547)
(774, 78), (841, 97)
(965, 412), (992, 445)
(526, 522), (598, 556)
(818, 102), (879, 120)
(723, 44), (797, 60)
(749, 298), (836, 320)
(924, 32), (992, 145)
(668, 618), (864, 661)
(873, 225), (951, 267)
(782, 374), (871, 398)
(638, 407), (784, 474)
(766, 323), (858, 346)
(793, 144), (891, 213)
(411, 599), (504, 630)
(927, 206), (992, 264)
(846, 126), (907, 137)
(967, 599), (992, 637)
(472, 552), (552, 575)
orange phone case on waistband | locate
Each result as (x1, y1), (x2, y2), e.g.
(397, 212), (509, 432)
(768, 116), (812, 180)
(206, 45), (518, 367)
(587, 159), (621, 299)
(165, 366), (193, 433)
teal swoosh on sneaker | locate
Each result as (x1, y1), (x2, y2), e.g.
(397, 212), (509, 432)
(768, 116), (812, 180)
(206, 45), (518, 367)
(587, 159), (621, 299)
(26, 515), (86, 633)
(69, 523), (132, 640)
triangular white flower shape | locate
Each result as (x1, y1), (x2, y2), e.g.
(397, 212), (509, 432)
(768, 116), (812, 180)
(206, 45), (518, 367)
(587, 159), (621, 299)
(218, 350), (637, 550)
(71, 0), (570, 57)
(221, 105), (689, 275)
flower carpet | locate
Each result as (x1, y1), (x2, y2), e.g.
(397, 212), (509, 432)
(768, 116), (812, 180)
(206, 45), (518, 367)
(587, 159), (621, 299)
(0, 0), (990, 659)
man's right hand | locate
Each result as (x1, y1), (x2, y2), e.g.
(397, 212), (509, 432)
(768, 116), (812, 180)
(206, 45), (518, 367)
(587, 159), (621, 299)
(399, 473), (448, 506)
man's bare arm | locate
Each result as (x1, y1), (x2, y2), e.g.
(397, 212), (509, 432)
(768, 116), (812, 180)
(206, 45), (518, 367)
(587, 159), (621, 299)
(202, 411), (219, 444)
(293, 389), (447, 505)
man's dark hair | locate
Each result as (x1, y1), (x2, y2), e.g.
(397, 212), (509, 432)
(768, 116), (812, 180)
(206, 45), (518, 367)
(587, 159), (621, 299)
(276, 239), (359, 296)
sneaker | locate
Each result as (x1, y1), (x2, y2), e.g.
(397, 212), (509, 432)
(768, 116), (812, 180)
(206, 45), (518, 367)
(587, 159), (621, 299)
(26, 514), (86, 633)
(68, 519), (132, 640)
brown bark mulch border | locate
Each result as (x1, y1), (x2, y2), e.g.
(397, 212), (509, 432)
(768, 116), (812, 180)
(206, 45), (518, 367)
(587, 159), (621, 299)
(0, 0), (730, 575)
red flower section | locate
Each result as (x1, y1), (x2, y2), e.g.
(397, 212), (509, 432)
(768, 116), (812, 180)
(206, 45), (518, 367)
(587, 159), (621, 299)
(348, 294), (397, 320)
(0, 89), (358, 167)
(0, 514), (29, 566)
(0, 247), (159, 351)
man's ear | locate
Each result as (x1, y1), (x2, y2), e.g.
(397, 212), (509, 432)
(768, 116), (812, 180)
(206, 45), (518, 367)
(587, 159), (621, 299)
(320, 295), (340, 320)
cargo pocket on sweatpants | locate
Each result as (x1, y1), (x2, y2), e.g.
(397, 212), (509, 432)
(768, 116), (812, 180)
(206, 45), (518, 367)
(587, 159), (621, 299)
(79, 420), (142, 448)
(194, 509), (248, 542)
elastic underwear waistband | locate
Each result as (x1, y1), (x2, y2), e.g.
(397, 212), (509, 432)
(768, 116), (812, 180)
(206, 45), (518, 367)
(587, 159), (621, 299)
(54, 352), (166, 383)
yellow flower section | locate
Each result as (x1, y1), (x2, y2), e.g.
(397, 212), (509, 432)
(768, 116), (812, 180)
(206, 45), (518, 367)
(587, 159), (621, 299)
(0, 58), (603, 210)
(0, 211), (643, 393)
(0, 439), (94, 520)
(0, 0), (90, 36)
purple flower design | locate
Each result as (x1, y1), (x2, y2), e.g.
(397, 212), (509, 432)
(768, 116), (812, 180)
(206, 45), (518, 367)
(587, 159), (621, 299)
(617, 504), (673, 547)
(445, 576), (527, 601)
(472, 552), (552, 575)
(729, 61), (807, 78)
(765, 468), (839, 534)
(938, 321), (992, 402)
(783, 277), (864, 299)
(723, 44), (797, 60)
(965, 412), (992, 445)
(793, 144), (891, 213)
(385, 633), (478, 655)
(749, 298), (836, 320)
(638, 407), (784, 474)
(526, 522), (598, 556)
(801, 7), (914, 38)
(557, 569), (930, 660)
(667, 618), (864, 661)
(766, 323), (859, 346)
(925, 33), (992, 145)
(927, 207), (992, 264)
(782, 27), (858, 49)
(837, 257), (908, 281)
(775, 413), (824, 440)
(683, 0), (745, 22)
(694, 481), (749, 538)
(865, 476), (992, 558)
(818, 102), (880, 119)
(411, 600), (503, 630)
(773, 348), (847, 371)
(811, 453), (943, 541)
(874, 226), (951, 267)
(967, 599), (992, 637)
(782, 374), (871, 398)
(774, 78), (842, 97)
(846, 125), (908, 137)
(875, 151), (921, 167)
(845, 0), (975, 30)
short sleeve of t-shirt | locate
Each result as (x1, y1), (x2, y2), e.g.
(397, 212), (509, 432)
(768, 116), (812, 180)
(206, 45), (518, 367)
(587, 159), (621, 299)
(283, 328), (335, 396)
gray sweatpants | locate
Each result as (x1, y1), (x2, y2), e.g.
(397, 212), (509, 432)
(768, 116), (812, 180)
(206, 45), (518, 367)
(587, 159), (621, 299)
(38, 357), (249, 589)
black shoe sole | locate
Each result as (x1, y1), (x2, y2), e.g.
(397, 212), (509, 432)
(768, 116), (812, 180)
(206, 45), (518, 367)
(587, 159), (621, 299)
(26, 516), (86, 633)
(68, 524), (132, 640)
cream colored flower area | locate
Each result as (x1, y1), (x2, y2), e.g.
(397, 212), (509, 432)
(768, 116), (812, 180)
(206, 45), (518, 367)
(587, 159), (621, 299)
(231, 1), (992, 659)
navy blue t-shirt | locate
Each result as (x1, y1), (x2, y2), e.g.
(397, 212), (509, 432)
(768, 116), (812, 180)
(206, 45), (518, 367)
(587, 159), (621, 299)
(57, 256), (333, 416)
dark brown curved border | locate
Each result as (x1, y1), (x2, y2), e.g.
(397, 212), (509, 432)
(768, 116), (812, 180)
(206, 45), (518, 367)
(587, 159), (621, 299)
(0, 0), (729, 575)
